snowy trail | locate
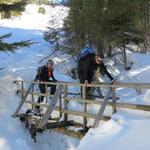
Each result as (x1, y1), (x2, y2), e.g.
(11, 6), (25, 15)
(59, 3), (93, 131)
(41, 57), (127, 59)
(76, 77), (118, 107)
(0, 27), (50, 80)
(0, 76), (78, 150)
(1, 3), (150, 150)
(0, 4), (79, 150)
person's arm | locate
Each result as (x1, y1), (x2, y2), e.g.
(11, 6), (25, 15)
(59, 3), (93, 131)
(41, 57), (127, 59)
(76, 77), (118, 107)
(100, 62), (114, 81)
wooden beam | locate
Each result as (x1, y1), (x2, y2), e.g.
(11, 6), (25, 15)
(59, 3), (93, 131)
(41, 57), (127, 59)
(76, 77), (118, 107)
(45, 121), (74, 129)
(14, 79), (150, 89)
(38, 85), (63, 129)
(63, 85), (68, 122)
(93, 88), (112, 128)
(65, 98), (150, 111)
(17, 89), (54, 97)
(83, 85), (87, 128)
(60, 109), (110, 121)
(54, 128), (85, 139)
(12, 82), (34, 117)
(25, 101), (110, 121)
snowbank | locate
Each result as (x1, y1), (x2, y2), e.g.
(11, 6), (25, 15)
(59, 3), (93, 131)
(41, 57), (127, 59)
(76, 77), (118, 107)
(0, 4), (78, 150)
(76, 112), (150, 150)
(0, 4), (69, 30)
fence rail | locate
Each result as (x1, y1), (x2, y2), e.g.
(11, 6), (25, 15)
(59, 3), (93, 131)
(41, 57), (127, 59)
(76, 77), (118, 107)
(14, 80), (150, 128)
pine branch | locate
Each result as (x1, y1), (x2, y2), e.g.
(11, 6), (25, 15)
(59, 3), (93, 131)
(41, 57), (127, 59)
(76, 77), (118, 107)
(0, 33), (12, 41)
(0, 40), (35, 53)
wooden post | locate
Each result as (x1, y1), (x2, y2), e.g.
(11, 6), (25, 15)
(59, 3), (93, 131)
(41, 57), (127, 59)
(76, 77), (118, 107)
(21, 81), (24, 100)
(38, 85), (63, 129)
(135, 84), (142, 95)
(111, 87), (116, 113)
(59, 94), (62, 118)
(45, 83), (48, 104)
(12, 82), (34, 117)
(64, 85), (68, 123)
(31, 83), (34, 109)
(83, 85), (87, 129)
(93, 88), (111, 128)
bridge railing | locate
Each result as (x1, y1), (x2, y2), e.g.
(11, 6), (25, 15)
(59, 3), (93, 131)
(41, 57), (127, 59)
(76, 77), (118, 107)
(14, 80), (150, 128)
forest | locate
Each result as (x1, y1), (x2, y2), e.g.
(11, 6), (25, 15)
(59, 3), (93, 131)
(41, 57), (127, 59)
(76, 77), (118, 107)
(43, 1), (150, 70)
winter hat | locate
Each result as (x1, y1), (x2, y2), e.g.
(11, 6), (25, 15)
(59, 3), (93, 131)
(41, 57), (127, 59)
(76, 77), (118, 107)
(47, 59), (54, 65)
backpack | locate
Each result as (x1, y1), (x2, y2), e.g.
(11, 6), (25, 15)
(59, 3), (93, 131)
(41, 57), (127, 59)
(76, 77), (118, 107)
(77, 47), (94, 61)
(35, 66), (44, 81)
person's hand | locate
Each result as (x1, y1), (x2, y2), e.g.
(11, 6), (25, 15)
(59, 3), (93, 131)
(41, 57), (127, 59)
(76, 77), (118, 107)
(84, 80), (88, 85)
(111, 80), (117, 84)
(40, 81), (44, 84)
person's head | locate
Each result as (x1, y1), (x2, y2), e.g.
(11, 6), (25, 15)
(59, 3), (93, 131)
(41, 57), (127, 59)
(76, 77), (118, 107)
(94, 55), (103, 64)
(47, 59), (54, 69)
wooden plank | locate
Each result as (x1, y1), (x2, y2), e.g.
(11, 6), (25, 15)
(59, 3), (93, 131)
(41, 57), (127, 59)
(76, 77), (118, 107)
(45, 84), (48, 104)
(59, 94), (62, 118)
(17, 89), (53, 97)
(45, 121), (74, 129)
(26, 99), (150, 113)
(93, 88), (112, 128)
(83, 85), (87, 128)
(63, 85), (68, 122)
(111, 87), (117, 113)
(14, 79), (150, 89)
(65, 98), (150, 111)
(21, 81), (24, 100)
(25, 101), (110, 120)
(31, 83), (34, 109)
(38, 85), (63, 129)
(12, 82), (34, 117)
(60, 109), (110, 121)
(54, 128), (86, 139)
(116, 103), (150, 111)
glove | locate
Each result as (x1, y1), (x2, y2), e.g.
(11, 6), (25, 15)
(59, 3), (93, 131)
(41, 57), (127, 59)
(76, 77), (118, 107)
(84, 80), (88, 85)
(111, 79), (117, 84)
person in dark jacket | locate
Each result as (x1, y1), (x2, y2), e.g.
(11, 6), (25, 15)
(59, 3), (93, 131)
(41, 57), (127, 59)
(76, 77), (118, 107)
(35, 59), (57, 104)
(77, 54), (114, 98)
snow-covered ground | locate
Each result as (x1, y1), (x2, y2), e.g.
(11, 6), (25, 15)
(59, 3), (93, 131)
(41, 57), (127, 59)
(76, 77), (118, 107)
(1, 4), (150, 150)
(0, 4), (79, 150)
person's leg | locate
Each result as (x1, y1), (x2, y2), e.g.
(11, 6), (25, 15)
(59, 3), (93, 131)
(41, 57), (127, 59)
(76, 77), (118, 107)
(78, 70), (84, 98)
(34, 84), (45, 113)
(95, 87), (104, 98)
(37, 84), (45, 103)
(50, 84), (56, 95)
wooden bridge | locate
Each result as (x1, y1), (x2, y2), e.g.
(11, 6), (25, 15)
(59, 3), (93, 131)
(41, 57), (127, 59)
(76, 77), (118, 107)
(12, 80), (150, 141)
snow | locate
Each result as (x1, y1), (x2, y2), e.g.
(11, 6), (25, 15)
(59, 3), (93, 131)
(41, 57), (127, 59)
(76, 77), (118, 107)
(0, 3), (150, 150)
(0, 4), (78, 150)
(0, 4), (69, 30)
(76, 111), (150, 150)
(76, 52), (150, 150)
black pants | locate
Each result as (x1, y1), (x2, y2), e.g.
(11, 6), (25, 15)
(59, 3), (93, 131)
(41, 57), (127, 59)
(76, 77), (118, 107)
(37, 82), (56, 103)
(77, 69), (92, 99)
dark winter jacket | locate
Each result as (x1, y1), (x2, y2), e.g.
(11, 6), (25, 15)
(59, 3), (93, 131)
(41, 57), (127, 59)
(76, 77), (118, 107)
(35, 65), (57, 82)
(77, 54), (113, 83)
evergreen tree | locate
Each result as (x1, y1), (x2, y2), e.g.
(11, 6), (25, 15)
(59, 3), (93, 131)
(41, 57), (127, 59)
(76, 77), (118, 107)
(0, 33), (34, 53)
(44, 0), (150, 58)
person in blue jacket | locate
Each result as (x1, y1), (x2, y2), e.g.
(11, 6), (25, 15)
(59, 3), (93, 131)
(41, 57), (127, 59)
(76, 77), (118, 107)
(77, 54), (115, 98)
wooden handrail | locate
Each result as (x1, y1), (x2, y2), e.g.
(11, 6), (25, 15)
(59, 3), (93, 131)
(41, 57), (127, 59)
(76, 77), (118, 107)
(14, 79), (150, 129)
(25, 101), (110, 121)
(65, 97), (150, 111)
(14, 79), (150, 89)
